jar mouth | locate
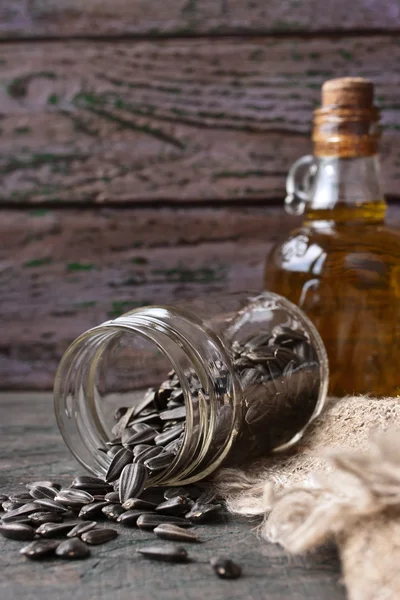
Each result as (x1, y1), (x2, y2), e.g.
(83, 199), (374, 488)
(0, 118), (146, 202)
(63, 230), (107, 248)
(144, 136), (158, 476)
(54, 307), (242, 486)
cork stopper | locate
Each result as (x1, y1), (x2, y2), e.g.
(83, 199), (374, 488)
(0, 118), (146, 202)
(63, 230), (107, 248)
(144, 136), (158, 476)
(313, 77), (380, 158)
(322, 77), (374, 109)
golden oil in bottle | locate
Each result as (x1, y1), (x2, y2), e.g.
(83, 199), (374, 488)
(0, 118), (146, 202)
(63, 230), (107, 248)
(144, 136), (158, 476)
(265, 77), (400, 397)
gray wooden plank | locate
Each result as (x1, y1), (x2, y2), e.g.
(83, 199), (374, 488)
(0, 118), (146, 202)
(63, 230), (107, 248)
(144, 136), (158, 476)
(2, 36), (400, 204)
(0, 392), (345, 600)
(0, 0), (399, 38)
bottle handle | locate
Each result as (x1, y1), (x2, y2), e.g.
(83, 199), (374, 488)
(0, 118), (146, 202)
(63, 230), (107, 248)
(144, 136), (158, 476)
(284, 155), (317, 215)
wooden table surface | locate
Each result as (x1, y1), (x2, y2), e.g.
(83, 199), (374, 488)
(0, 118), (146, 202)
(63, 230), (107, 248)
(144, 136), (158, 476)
(0, 393), (345, 600)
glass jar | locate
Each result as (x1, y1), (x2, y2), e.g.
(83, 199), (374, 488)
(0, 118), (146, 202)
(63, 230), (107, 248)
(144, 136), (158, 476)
(54, 292), (328, 487)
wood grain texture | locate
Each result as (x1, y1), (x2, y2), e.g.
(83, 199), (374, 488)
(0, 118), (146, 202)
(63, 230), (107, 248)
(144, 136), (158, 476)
(2, 36), (400, 204)
(0, 205), (295, 389)
(0, 0), (399, 38)
(2, 205), (400, 390)
(0, 392), (345, 600)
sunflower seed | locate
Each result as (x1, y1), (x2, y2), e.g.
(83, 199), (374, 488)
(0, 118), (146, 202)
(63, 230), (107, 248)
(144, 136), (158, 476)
(101, 504), (125, 521)
(0, 522), (36, 541)
(185, 503), (222, 522)
(71, 476), (112, 495)
(144, 452), (175, 472)
(122, 498), (157, 511)
(159, 406), (186, 421)
(104, 491), (120, 503)
(1, 502), (41, 522)
(114, 406), (129, 421)
(2, 501), (24, 513)
(29, 485), (59, 500)
(33, 499), (68, 514)
(210, 557), (242, 579)
(122, 424), (158, 446)
(29, 511), (64, 525)
(116, 510), (148, 526)
(162, 438), (181, 455)
(129, 412), (161, 427)
(163, 487), (191, 500)
(0, 494), (8, 503)
(20, 540), (60, 560)
(119, 463), (148, 504)
(36, 522), (76, 538)
(81, 528), (118, 545)
(26, 481), (61, 491)
(8, 493), (32, 503)
(153, 523), (202, 543)
(134, 445), (163, 464)
(136, 513), (192, 531)
(67, 521), (97, 538)
(56, 538), (90, 559)
(107, 446), (123, 458)
(133, 388), (157, 416)
(54, 489), (94, 508)
(105, 447), (134, 483)
(155, 496), (193, 516)
(78, 501), (109, 520)
(154, 424), (184, 446)
(138, 544), (188, 563)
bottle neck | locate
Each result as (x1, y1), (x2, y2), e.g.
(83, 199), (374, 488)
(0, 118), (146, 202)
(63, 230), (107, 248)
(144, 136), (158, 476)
(305, 155), (386, 224)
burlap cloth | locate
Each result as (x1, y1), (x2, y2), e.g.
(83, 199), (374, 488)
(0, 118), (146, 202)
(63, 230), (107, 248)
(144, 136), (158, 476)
(214, 396), (400, 600)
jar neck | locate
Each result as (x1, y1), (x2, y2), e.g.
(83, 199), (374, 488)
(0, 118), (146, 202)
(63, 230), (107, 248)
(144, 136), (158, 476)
(54, 307), (242, 486)
(305, 155), (386, 224)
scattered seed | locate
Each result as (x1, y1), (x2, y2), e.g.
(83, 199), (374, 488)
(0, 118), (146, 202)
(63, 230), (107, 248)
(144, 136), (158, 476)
(78, 501), (109, 520)
(2, 500), (25, 512)
(56, 538), (91, 559)
(185, 503), (222, 523)
(119, 463), (148, 504)
(116, 509), (148, 526)
(138, 544), (188, 563)
(105, 447), (134, 483)
(36, 522), (76, 538)
(122, 498), (157, 511)
(81, 528), (118, 545)
(71, 476), (112, 495)
(210, 557), (242, 579)
(29, 512), (64, 525)
(153, 523), (202, 543)
(0, 522), (36, 541)
(54, 489), (94, 508)
(33, 498), (68, 514)
(102, 504), (125, 521)
(8, 493), (32, 503)
(1, 502), (42, 523)
(20, 540), (60, 560)
(104, 491), (120, 503)
(136, 514), (192, 531)
(156, 496), (193, 516)
(67, 521), (97, 538)
(29, 485), (59, 500)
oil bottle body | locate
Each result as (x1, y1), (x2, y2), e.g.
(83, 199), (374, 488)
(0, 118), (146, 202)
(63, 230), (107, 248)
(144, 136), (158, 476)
(265, 218), (400, 396)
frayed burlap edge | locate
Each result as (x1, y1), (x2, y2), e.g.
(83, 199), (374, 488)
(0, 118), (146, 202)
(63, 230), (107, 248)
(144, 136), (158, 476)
(213, 396), (400, 600)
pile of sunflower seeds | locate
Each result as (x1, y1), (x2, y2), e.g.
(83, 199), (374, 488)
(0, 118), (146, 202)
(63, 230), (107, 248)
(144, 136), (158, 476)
(0, 478), (241, 577)
(0, 326), (318, 577)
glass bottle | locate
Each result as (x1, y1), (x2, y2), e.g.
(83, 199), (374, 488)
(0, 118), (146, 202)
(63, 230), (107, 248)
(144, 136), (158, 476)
(54, 292), (328, 485)
(265, 77), (400, 397)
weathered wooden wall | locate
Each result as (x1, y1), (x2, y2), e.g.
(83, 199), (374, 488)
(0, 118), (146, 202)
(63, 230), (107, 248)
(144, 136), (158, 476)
(2, 1), (400, 389)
